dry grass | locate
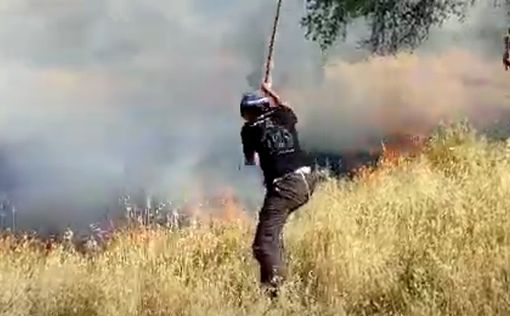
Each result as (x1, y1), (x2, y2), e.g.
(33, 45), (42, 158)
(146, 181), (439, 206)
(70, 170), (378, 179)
(1, 122), (510, 316)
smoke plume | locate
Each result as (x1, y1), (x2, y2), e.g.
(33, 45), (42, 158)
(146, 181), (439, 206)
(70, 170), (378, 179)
(0, 0), (508, 233)
(279, 2), (510, 152)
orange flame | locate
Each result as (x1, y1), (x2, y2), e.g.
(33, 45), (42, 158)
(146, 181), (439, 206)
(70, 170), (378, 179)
(380, 133), (426, 163)
(179, 185), (249, 225)
(216, 187), (248, 223)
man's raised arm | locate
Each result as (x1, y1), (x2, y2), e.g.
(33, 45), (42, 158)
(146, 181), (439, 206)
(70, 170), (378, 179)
(260, 82), (292, 111)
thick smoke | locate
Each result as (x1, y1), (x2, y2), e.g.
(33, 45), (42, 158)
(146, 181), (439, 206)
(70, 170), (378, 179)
(289, 49), (510, 152)
(0, 0), (508, 233)
(281, 1), (510, 152)
(0, 0), (270, 233)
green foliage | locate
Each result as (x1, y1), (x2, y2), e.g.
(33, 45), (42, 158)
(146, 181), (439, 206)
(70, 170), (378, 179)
(301, 0), (486, 54)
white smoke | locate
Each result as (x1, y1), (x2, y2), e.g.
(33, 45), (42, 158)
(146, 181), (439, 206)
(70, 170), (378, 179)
(0, 0), (507, 232)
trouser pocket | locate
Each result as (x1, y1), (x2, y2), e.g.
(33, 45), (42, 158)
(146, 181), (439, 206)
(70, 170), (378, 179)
(272, 172), (316, 210)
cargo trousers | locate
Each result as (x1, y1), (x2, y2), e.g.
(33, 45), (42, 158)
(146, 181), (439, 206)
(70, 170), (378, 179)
(252, 166), (319, 294)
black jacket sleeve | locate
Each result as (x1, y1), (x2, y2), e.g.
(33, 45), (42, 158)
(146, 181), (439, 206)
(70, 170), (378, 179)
(241, 124), (256, 165)
(276, 106), (298, 126)
(287, 107), (298, 125)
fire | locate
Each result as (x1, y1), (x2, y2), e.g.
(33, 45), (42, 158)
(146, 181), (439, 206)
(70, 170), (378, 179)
(180, 186), (249, 225)
(217, 187), (248, 222)
(380, 133), (426, 163)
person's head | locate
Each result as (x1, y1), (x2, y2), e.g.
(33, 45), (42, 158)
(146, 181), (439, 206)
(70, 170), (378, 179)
(240, 91), (271, 122)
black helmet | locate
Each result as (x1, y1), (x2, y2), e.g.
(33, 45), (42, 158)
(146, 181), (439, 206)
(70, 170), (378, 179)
(240, 91), (270, 119)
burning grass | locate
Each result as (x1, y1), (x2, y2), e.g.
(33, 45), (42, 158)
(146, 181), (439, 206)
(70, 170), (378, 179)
(1, 122), (510, 316)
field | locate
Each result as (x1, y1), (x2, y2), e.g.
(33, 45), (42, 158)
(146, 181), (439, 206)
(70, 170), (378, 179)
(1, 122), (509, 316)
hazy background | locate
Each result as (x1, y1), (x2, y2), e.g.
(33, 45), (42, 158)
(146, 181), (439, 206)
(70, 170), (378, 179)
(0, 0), (508, 233)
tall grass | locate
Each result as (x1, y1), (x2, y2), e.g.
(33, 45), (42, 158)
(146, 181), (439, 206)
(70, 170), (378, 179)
(1, 122), (509, 316)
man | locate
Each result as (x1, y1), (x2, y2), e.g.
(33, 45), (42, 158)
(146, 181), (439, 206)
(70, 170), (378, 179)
(240, 82), (319, 298)
(503, 28), (510, 71)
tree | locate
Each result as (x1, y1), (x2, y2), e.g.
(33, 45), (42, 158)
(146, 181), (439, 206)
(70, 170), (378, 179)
(300, 0), (504, 55)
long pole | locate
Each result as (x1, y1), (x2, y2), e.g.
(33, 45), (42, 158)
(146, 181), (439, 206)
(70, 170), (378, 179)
(263, 0), (284, 85)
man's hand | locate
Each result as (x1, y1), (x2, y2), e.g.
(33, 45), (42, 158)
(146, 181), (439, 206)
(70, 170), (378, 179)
(260, 82), (291, 108)
(260, 82), (275, 97)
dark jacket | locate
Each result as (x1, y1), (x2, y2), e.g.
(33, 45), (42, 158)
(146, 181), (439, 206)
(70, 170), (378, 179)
(241, 106), (311, 187)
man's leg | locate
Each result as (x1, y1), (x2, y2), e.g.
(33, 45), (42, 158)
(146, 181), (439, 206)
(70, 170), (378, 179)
(253, 191), (291, 291)
(252, 171), (319, 295)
